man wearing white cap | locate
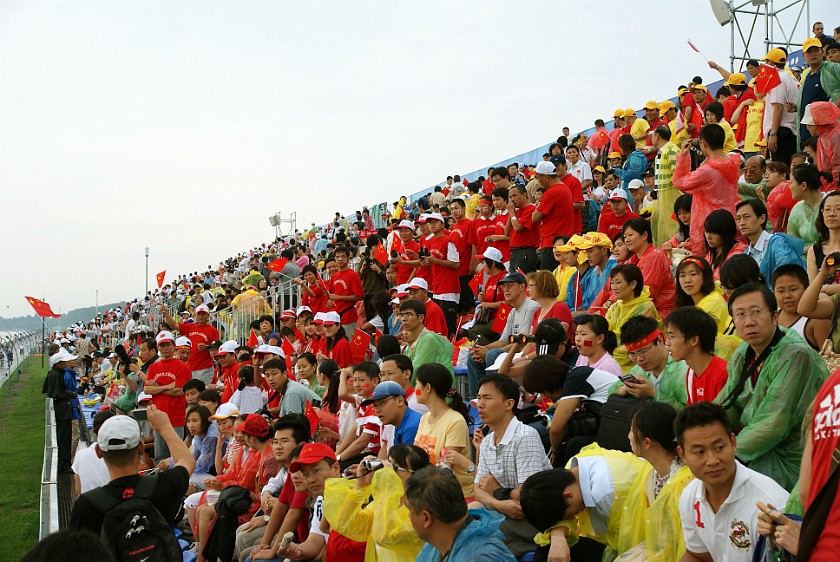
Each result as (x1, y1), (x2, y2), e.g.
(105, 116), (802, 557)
(532, 159), (575, 270)
(393, 219), (421, 285)
(161, 302), (219, 385)
(421, 212), (461, 336)
(145, 331), (191, 463)
(597, 188), (640, 242)
(43, 349), (79, 473)
(406, 278), (449, 337)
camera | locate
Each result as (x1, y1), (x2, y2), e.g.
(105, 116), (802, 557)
(130, 408), (148, 421)
(362, 459), (383, 472)
(827, 252), (840, 267)
(390, 249), (399, 259)
(508, 334), (536, 345)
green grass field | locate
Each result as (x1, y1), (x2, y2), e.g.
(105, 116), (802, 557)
(0, 356), (49, 561)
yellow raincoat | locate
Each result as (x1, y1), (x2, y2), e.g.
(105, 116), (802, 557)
(618, 463), (695, 562)
(323, 468), (423, 562)
(605, 287), (662, 372)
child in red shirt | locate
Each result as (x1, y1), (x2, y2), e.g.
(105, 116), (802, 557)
(664, 307), (728, 405)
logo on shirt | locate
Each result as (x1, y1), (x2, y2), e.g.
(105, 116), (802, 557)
(813, 384), (840, 440)
(729, 519), (751, 550)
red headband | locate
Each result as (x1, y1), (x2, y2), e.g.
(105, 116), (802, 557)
(625, 329), (662, 352)
(680, 256), (707, 271)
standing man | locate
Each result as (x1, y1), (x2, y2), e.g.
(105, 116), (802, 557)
(507, 184), (540, 274)
(796, 37), (840, 143)
(448, 199), (478, 321)
(145, 330), (191, 463)
(650, 125), (681, 247)
(44, 349), (78, 474)
(532, 160), (574, 271)
(421, 212), (461, 336)
(326, 245), (364, 340)
(761, 48), (799, 164)
(161, 303), (219, 385)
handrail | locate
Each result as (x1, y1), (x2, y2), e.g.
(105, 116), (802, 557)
(40, 398), (59, 539)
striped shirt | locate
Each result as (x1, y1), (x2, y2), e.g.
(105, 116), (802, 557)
(655, 141), (679, 193)
(475, 417), (551, 488)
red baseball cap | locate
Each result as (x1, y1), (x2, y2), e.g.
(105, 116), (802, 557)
(241, 414), (269, 437)
(289, 442), (337, 472)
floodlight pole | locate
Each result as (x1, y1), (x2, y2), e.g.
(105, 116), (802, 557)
(145, 247), (150, 296)
(723, 0), (810, 72)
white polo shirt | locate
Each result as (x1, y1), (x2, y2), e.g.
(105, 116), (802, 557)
(680, 461), (788, 562)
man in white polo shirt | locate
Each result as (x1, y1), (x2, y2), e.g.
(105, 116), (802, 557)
(675, 402), (788, 562)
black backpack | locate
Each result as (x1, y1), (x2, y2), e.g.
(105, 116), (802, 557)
(595, 393), (637, 452)
(86, 475), (182, 562)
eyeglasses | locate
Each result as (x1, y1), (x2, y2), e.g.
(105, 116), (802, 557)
(627, 342), (657, 360)
(301, 465), (327, 480)
(399, 312), (417, 319)
(732, 308), (771, 322)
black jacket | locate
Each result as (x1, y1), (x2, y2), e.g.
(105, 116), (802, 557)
(42, 366), (75, 421)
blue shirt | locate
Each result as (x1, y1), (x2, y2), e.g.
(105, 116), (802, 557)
(63, 368), (82, 420)
(394, 406), (422, 445)
(800, 69), (829, 140)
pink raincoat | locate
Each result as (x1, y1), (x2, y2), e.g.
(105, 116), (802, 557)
(673, 151), (741, 256)
(809, 102), (840, 191)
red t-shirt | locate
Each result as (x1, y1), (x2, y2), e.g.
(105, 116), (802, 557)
(277, 472), (310, 542)
(423, 298), (448, 336)
(510, 203), (540, 249)
(426, 234), (461, 294)
(302, 283), (328, 314)
(326, 529), (366, 562)
(686, 356), (728, 405)
(358, 403), (382, 454)
(178, 322), (220, 371)
(597, 208), (640, 242)
(450, 219), (476, 277)
(396, 240), (420, 285)
(561, 174), (584, 235)
(807, 369), (840, 561)
(473, 216), (496, 256)
(220, 361), (241, 404)
(531, 301), (573, 336)
(325, 337), (352, 368)
(329, 268), (364, 324)
(493, 211), (511, 262)
(535, 182), (574, 248)
(146, 358), (191, 427)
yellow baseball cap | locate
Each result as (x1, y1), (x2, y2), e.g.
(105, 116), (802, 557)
(593, 165), (606, 173)
(608, 151), (621, 159)
(577, 232), (613, 250)
(725, 73), (747, 86)
(802, 37), (822, 52)
(762, 48), (786, 64)
(624, 108), (637, 118)
(691, 84), (707, 92)
(555, 234), (586, 252)
(643, 100), (658, 110)
(756, 139), (768, 147)
(613, 108), (625, 118)
(659, 100), (676, 113)
(678, 87), (689, 96)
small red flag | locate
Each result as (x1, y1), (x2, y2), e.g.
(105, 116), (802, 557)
(156, 270), (166, 289)
(687, 40), (701, 53)
(754, 63), (781, 95)
(246, 329), (259, 348)
(491, 303), (512, 333)
(304, 400), (320, 435)
(24, 296), (60, 318)
(266, 258), (288, 273)
(468, 270), (484, 296)
(281, 338), (296, 376)
(350, 330), (372, 364)
(373, 242), (388, 265)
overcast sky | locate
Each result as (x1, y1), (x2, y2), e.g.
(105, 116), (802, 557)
(0, 0), (830, 319)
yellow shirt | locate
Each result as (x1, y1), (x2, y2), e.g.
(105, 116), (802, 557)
(554, 264), (576, 302)
(465, 193), (481, 220)
(414, 409), (473, 497)
(744, 101), (765, 153)
(719, 119), (737, 153)
(630, 118), (651, 149)
(668, 118), (689, 147)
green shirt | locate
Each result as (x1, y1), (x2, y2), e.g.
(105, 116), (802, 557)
(405, 329), (454, 383)
(608, 355), (688, 408)
(787, 199), (821, 250)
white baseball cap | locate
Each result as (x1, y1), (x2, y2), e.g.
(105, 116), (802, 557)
(477, 247), (503, 263)
(398, 219), (415, 230)
(175, 336), (192, 348)
(406, 278), (429, 291)
(321, 311), (341, 325)
(627, 179), (645, 191)
(155, 331), (175, 345)
(49, 349), (78, 367)
(210, 403), (240, 420)
(97, 415), (141, 452)
(535, 161), (558, 175)
(608, 188), (629, 201)
(426, 213), (445, 223)
(195, 304), (211, 314)
(214, 340), (240, 356)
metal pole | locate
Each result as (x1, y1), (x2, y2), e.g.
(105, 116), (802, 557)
(145, 247), (150, 296)
(40, 316), (45, 369)
(96, 289), (99, 318)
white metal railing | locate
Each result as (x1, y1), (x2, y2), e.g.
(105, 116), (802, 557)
(212, 279), (301, 344)
(40, 398), (59, 539)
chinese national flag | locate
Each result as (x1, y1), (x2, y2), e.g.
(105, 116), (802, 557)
(491, 303), (512, 333)
(156, 270), (166, 289)
(304, 400), (320, 434)
(25, 296), (60, 318)
(450, 337), (470, 366)
(468, 270), (484, 296)
(246, 329), (259, 348)
(373, 242), (388, 265)
(755, 63), (781, 95)
(281, 337), (296, 377)
(350, 330), (372, 364)
(266, 258), (288, 273)
(590, 128), (610, 150)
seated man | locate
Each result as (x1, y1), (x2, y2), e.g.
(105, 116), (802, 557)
(736, 199), (805, 285)
(362, 381), (422, 457)
(663, 307), (729, 405)
(466, 272), (540, 399)
(716, 283), (827, 491)
(407, 466), (517, 562)
(400, 299), (455, 380)
(472, 374), (552, 557)
(611, 316), (688, 404)
(676, 402), (789, 562)
(405, 278), (448, 337)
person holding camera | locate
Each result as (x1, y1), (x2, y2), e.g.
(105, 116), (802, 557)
(359, 235), (389, 322)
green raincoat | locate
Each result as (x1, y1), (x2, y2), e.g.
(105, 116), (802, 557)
(716, 328), (828, 491)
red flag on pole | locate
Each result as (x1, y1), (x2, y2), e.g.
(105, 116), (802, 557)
(266, 258), (288, 273)
(373, 242), (388, 265)
(687, 40), (701, 53)
(350, 330), (372, 364)
(156, 270), (166, 289)
(246, 329), (259, 348)
(304, 400), (320, 434)
(281, 337), (296, 376)
(468, 270), (484, 296)
(24, 296), (60, 318)
(491, 303), (512, 333)
(754, 63), (782, 95)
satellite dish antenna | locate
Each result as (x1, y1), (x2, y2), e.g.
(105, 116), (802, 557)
(709, 0), (731, 26)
